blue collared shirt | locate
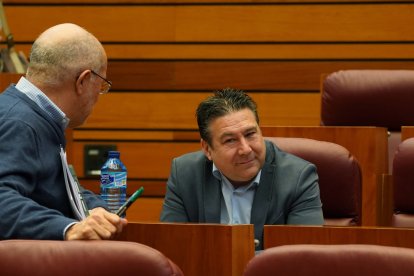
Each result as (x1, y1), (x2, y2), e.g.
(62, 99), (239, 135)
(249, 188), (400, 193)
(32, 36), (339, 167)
(212, 163), (261, 225)
(15, 77), (70, 129)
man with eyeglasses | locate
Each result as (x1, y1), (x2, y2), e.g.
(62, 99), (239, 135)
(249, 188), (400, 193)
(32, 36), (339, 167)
(0, 23), (127, 240)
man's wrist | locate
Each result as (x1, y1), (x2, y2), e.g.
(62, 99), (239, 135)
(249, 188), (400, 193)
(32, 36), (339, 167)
(63, 221), (78, 240)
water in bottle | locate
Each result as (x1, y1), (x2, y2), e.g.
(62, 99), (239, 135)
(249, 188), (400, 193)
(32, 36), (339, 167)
(100, 151), (127, 214)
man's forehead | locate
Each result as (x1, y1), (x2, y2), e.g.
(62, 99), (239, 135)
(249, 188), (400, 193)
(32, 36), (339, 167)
(208, 109), (254, 130)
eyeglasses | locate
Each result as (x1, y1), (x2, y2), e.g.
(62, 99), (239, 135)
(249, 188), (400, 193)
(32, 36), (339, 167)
(91, 70), (112, 94)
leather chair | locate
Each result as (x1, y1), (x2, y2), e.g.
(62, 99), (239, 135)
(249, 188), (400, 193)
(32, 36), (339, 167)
(0, 240), (184, 276)
(321, 69), (414, 172)
(392, 137), (414, 227)
(266, 137), (362, 226)
(243, 244), (414, 276)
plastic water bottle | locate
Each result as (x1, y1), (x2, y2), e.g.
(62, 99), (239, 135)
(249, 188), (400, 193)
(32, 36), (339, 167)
(100, 151), (127, 214)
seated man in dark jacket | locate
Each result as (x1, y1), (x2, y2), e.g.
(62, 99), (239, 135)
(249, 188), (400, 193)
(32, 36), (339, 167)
(160, 88), (324, 250)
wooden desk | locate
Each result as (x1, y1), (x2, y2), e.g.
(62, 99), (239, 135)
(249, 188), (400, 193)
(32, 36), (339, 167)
(402, 126), (414, 141)
(261, 126), (388, 226)
(264, 225), (414, 249)
(125, 197), (163, 222)
(118, 222), (255, 276)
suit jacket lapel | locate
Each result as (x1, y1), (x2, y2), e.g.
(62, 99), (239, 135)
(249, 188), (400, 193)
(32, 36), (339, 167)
(203, 159), (221, 223)
(251, 141), (276, 227)
(250, 163), (274, 227)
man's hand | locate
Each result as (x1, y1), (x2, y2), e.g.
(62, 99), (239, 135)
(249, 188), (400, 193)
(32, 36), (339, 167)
(65, 207), (128, 240)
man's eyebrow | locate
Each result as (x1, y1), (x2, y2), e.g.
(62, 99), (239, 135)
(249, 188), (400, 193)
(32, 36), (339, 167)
(219, 132), (235, 140)
(219, 126), (258, 140)
(244, 126), (258, 133)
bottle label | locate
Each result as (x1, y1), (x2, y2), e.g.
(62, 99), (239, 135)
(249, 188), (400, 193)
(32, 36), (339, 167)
(100, 172), (127, 188)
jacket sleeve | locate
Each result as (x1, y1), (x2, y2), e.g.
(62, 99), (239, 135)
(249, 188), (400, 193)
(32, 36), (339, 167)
(0, 120), (76, 239)
(82, 188), (108, 210)
(160, 158), (190, 222)
(286, 163), (324, 225)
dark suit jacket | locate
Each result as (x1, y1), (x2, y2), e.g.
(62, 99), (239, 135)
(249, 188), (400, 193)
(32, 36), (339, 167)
(160, 140), (324, 249)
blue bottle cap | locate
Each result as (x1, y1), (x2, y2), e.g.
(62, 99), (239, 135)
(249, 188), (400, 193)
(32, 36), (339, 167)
(108, 151), (120, 158)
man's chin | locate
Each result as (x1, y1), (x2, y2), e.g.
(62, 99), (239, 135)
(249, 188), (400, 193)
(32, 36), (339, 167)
(239, 168), (260, 181)
(238, 160), (260, 171)
(68, 118), (86, 128)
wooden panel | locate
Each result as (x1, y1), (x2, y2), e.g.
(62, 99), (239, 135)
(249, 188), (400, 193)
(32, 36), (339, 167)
(6, 60), (414, 93)
(125, 197), (164, 222)
(261, 126), (388, 226)
(118, 223), (255, 276)
(5, 4), (414, 42)
(0, 73), (22, 91)
(72, 141), (200, 179)
(15, 44), (414, 60)
(78, 92), (321, 129)
(264, 225), (414, 249)
(5, 0), (413, 4)
(73, 130), (200, 141)
(105, 61), (414, 91)
(104, 44), (414, 60)
(65, 129), (74, 165)
(380, 174), (394, 227)
(402, 126), (414, 141)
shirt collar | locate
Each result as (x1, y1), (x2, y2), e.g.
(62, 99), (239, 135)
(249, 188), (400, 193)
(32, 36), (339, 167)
(15, 76), (70, 129)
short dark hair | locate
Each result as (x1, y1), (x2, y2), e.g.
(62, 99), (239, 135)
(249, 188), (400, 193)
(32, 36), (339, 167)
(196, 87), (259, 145)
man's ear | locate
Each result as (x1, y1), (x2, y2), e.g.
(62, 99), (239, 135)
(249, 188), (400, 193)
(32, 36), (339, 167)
(75, 70), (91, 95)
(201, 138), (212, 161)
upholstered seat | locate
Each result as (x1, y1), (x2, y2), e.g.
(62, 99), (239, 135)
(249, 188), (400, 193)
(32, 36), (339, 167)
(0, 240), (183, 276)
(244, 244), (414, 276)
(392, 137), (414, 227)
(266, 137), (362, 226)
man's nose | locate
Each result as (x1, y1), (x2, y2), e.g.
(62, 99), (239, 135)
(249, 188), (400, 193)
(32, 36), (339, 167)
(238, 137), (252, 155)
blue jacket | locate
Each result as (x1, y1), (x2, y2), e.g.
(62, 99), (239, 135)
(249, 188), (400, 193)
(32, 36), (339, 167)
(0, 85), (106, 239)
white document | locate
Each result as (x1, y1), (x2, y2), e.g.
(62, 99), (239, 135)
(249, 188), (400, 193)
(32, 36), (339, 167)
(59, 146), (89, 220)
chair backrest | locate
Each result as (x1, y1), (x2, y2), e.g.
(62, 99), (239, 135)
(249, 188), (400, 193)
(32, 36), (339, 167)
(321, 69), (414, 128)
(392, 137), (414, 227)
(321, 69), (414, 172)
(243, 244), (414, 276)
(0, 240), (184, 276)
(266, 137), (362, 226)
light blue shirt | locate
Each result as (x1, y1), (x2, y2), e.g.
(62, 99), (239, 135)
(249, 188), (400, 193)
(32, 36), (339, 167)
(212, 163), (261, 225)
(15, 77), (70, 129)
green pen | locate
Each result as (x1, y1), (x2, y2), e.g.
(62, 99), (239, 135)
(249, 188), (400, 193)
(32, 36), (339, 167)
(116, 186), (144, 216)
